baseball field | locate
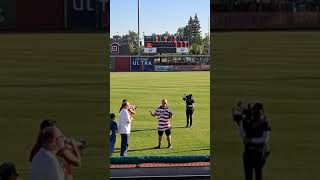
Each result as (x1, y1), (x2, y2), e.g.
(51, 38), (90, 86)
(110, 71), (210, 156)
(212, 31), (320, 179)
(1, 31), (319, 180)
(0, 33), (108, 180)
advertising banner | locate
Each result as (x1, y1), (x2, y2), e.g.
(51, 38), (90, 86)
(176, 47), (189, 54)
(144, 48), (157, 54)
(130, 57), (155, 72)
(154, 65), (175, 72)
(175, 65), (210, 71)
(0, 0), (16, 29)
(67, 0), (97, 29)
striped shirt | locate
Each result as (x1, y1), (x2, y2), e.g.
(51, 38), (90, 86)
(154, 106), (173, 131)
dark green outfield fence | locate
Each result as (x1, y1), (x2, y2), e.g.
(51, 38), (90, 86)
(111, 155), (210, 165)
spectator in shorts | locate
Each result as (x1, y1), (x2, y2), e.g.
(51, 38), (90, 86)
(110, 113), (118, 157)
(0, 162), (19, 180)
(150, 99), (173, 149)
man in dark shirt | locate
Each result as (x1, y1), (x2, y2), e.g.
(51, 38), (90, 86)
(110, 113), (118, 157)
(234, 103), (271, 180)
(183, 94), (195, 128)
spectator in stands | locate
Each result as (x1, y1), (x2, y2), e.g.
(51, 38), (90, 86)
(110, 113), (118, 157)
(29, 127), (65, 180)
(118, 101), (133, 156)
(149, 99), (173, 149)
(0, 162), (18, 180)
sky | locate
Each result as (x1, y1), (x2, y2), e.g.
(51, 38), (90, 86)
(110, 0), (210, 37)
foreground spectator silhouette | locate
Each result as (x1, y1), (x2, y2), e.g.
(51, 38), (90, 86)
(0, 162), (18, 180)
(29, 127), (65, 180)
(29, 120), (85, 180)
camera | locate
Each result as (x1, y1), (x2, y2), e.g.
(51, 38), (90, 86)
(130, 105), (137, 110)
(232, 101), (264, 125)
(64, 138), (87, 151)
(183, 94), (193, 101)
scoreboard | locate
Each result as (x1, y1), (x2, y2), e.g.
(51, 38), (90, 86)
(144, 35), (189, 54)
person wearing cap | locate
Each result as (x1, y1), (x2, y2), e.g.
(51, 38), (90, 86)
(150, 99), (173, 149)
(118, 101), (133, 156)
(0, 162), (18, 180)
(110, 113), (118, 157)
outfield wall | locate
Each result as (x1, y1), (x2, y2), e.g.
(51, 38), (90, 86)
(0, 0), (109, 31)
(211, 12), (320, 31)
(111, 56), (210, 72)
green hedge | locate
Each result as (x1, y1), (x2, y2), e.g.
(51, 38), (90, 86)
(111, 155), (210, 164)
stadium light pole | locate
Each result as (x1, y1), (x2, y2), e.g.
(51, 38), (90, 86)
(208, 16), (210, 56)
(137, 0), (141, 57)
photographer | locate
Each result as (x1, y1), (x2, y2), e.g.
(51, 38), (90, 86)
(119, 99), (137, 120)
(183, 94), (195, 128)
(29, 119), (87, 180)
(233, 103), (271, 180)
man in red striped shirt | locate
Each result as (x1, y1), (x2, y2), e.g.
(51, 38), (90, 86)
(150, 99), (173, 149)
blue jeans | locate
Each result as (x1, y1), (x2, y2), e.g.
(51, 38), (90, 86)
(120, 134), (129, 156)
(110, 136), (116, 157)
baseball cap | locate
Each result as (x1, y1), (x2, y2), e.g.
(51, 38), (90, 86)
(0, 162), (18, 179)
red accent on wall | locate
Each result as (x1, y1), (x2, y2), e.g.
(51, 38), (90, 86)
(115, 57), (130, 72)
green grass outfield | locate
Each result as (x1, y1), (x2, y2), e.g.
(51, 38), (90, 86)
(212, 32), (320, 179)
(0, 33), (108, 180)
(110, 72), (210, 156)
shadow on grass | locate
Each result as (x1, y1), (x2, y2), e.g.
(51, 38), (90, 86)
(114, 147), (156, 153)
(114, 147), (210, 154)
(162, 147), (210, 154)
(131, 126), (186, 133)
